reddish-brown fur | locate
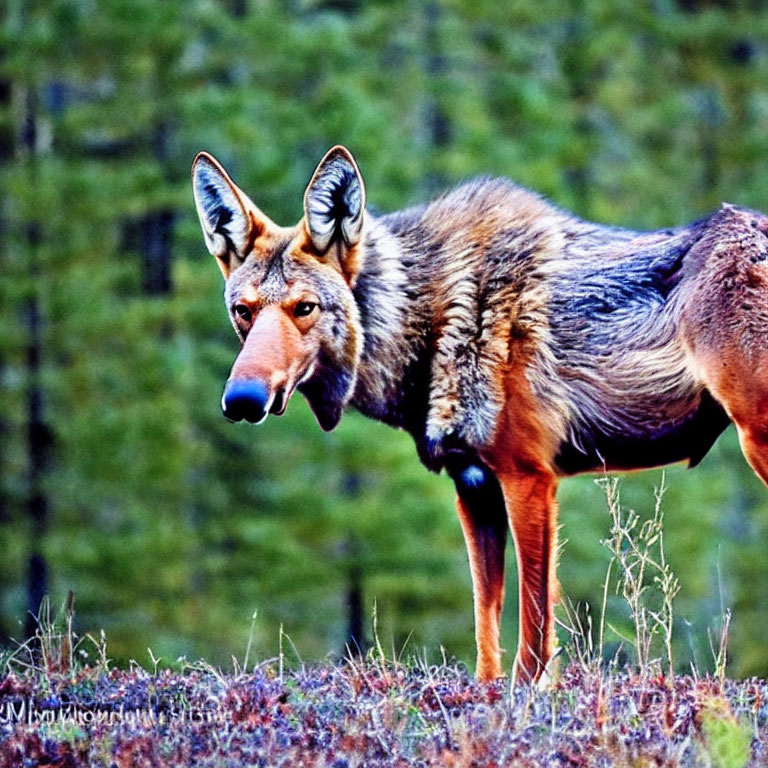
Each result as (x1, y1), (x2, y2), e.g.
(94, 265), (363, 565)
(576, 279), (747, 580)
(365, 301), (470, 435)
(477, 359), (560, 682)
(194, 146), (768, 685)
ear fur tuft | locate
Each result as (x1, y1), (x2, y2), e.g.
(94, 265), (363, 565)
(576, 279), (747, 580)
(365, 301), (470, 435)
(304, 146), (365, 254)
(192, 152), (264, 277)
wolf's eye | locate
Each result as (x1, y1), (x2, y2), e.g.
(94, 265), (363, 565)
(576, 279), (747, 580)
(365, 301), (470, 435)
(294, 301), (317, 318)
(233, 304), (252, 323)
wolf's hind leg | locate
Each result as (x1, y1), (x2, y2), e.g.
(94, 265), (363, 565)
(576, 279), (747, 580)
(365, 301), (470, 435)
(737, 420), (768, 486)
(682, 204), (768, 484)
(692, 348), (768, 485)
(711, 373), (768, 486)
(685, 328), (768, 486)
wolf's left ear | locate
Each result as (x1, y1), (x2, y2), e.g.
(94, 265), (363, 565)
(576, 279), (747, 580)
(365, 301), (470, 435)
(304, 146), (366, 258)
(192, 152), (270, 278)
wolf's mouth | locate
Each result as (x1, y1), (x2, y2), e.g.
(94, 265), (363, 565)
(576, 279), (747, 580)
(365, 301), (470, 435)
(269, 386), (287, 415)
(269, 364), (315, 417)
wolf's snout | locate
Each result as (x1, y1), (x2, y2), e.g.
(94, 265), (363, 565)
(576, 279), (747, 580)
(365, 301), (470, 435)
(222, 379), (270, 424)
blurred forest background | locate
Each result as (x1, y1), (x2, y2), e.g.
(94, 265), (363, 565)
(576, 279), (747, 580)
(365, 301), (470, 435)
(2, 0), (768, 678)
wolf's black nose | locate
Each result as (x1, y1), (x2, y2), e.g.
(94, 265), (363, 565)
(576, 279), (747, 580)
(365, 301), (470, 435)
(222, 379), (270, 424)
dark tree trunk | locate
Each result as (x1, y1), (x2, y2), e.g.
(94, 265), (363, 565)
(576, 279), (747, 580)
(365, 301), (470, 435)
(342, 473), (366, 656)
(226, 0), (248, 17)
(423, 1), (451, 198)
(346, 564), (364, 656)
(0, 351), (7, 528)
(21, 87), (52, 639)
(23, 230), (51, 639)
(140, 120), (174, 295)
(0, 63), (12, 528)
(140, 209), (174, 295)
(0, 61), (11, 645)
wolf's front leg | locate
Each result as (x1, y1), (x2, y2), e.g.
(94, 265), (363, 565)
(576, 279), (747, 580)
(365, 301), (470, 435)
(447, 457), (508, 682)
(496, 468), (559, 684)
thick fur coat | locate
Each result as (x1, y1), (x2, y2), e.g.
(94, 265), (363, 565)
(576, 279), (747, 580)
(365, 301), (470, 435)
(193, 146), (768, 682)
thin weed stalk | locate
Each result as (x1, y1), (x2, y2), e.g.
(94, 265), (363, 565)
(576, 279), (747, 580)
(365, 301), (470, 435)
(598, 472), (680, 679)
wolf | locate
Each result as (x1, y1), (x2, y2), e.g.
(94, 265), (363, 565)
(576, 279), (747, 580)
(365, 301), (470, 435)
(192, 145), (768, 683)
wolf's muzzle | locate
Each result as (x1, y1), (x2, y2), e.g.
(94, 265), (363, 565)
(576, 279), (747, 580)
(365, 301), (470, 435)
(221, 379), (270, 424)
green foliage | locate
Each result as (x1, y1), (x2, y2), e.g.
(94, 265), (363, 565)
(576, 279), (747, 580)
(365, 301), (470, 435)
(700, 703), (752, 768)
(2, 0), (768, 677)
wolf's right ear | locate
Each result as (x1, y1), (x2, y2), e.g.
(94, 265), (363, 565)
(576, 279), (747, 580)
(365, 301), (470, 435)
(304, 146), (366, 257)
(192, 152), (269, 278)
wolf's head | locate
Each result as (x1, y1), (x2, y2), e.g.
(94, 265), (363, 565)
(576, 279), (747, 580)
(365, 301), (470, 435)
(192, 146), (366, 431)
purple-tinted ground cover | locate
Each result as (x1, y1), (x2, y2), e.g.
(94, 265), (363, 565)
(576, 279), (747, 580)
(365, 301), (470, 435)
(1, 660), (767, 766)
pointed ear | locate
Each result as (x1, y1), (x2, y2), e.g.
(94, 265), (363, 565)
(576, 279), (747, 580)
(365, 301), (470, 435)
(304, 146), (366, 254)
(192, 152), (269, 278)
